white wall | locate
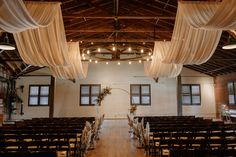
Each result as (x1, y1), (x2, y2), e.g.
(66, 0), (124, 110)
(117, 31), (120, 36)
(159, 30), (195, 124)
(14, 75), (51, 120)
(181, 68), (216, 118)
(54, 62), (177, 119)
(12, 62), (216, 120)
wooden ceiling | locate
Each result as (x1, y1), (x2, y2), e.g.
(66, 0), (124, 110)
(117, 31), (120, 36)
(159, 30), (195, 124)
(1, 0), (236, 78)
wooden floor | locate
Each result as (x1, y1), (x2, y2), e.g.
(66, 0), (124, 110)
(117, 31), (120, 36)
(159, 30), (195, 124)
(86, 119), (146, 157)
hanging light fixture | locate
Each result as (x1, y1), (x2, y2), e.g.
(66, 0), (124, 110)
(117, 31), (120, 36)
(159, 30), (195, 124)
(128, 47), (131, 52)
(222, 36), (236, 50)
(112, 46), (116, 51)
(0, 33), (15, 50)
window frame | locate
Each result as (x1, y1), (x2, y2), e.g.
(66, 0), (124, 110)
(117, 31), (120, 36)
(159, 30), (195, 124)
(227, 81), (236, 106)
(28, 85), (50, 106)
(80, 84), (101, 106)
(130, 84), (151, 106)
(182, 84), (201, 106)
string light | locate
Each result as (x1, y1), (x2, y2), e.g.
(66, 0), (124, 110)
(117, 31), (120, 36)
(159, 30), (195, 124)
(118, 62), (120, 65)
(87, 50), (90, 54)
(146, 58), (150, 61)
(89, 59), (92, 62)
(106, 62), (109, 65)
(95, 60), (98, 63)
(70, 39), (72, 42)
(83, 57), (86, 60)
(112, 46), (116, 51)
(91, 42), (94, 45)
(129, 61), (132, 65)
(141, 49), (144, 53)
(151, 55), (153, 59)
(128, 47), (131, 52)
(82, 53), (85, 57)
(148, 52), (152, 56)
(139, 60), (142, 63)
(98, 48), (101, 52)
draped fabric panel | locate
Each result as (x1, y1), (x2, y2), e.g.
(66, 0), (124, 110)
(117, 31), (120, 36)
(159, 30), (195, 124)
(159, 0), (236, 65)
(13, 2), (69, 67)
(0, 1), (88, 79)
(0, 0), (58, 32)
(50, 42), (88, 79)
(160, 2), (222, 65)
(181, 0), (236, 30)
(144, 41), (183, 78)
(146, 0), (236, 78)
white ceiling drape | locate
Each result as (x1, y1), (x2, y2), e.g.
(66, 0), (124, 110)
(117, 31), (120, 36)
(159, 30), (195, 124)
(0, 0), (57, 32)
(50, 42), (88, 79)
(158, 0), (236, 65)
(145, 0), (236, 79)
(159, 1), (222, 65)
(0, 0), (88, 79)
(144, 41), (183, 78)
(181, 0), (236, 29)
(13, 1), (69, 67)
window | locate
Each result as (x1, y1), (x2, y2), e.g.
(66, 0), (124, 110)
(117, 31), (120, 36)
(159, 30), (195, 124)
(228, 81), (236, 105)
(130, 84), (151, 105)
(182, 84), (201, 105)
(80, 84), (101, 106)
(28, 85), (50, 106)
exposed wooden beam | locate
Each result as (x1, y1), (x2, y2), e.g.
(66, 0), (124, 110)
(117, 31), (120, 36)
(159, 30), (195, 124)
(69, 38), (169, 42)
(63, 15), (175, 20)
(1, 58), (23, 61)
(15, 67), (45, 78)
(211, 58), (236, 61)
(66, 28), (172, 33)
(206, 63), (236, 73)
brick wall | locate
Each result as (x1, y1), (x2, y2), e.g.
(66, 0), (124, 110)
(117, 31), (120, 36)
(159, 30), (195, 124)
(214, 72), (236, 117)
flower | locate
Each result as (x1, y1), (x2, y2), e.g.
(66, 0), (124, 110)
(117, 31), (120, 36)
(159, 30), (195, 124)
(95, 87), (112, 105)
(130, 105), (137, 113)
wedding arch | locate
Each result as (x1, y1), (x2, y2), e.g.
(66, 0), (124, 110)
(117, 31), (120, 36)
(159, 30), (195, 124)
(95, 87), (136, 115)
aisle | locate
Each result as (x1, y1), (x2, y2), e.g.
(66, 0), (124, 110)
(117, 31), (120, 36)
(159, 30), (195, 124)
(86, 119), (146, 157)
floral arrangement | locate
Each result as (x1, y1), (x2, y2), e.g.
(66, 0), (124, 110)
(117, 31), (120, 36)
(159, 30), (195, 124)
(95, 87), (112, 105)
(130, 105), (137, 114)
